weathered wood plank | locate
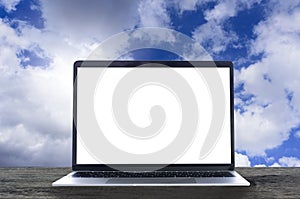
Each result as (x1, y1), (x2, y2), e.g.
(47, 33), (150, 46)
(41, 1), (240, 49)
(0, 168), (299, 198)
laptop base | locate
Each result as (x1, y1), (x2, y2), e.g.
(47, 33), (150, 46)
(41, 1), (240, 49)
(52, 171), (250, 186)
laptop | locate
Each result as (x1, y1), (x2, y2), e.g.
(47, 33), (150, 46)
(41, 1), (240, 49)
(52, 60), (250, 186)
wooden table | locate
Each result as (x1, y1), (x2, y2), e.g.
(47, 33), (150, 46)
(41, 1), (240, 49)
(0, 167), (299, 198)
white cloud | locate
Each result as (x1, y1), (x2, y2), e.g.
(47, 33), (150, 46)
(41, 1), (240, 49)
(0, 124), (70, 166)
(138, 0), (171, 27)
(278, 157), (300, 167)
(235, 102), (295, 156)
(235, 3), (300, 156)
(173, 0), (261, 16)
(40, 0), (140, 44)
(268, 1), (300, 14)
(172, 0), (211, 13)
(0, 0), (20, 12)
(235, 152), (251, 167)
(174, 0), (200, 12)
(254, 164), (266, 167)
(0, 18), (81, 166)
(270, 162), (281, 167)
(204, 0), (237, 22)
(192, 0), (262, 53)
(295, 130), (300, 138)
(193, 21), (238, 53)
(270, 157), (300, 167)
(204, 0), (261, 22)
(266, 156), (275, 163)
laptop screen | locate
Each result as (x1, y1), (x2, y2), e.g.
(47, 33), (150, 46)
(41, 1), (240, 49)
(75, 63), (232, 166)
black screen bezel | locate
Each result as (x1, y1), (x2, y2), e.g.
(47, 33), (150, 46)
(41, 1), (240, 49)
(72, 61), (235, 171)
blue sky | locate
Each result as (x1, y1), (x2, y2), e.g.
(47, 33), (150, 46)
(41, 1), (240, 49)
(0, 0), (300, 167)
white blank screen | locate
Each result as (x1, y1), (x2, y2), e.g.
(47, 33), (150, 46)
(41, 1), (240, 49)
(76, 67), (231, 164)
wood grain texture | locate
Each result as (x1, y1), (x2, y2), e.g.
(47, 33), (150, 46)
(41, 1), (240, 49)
(0, 168), (300, 198)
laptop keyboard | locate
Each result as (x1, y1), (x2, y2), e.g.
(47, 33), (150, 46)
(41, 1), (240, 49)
(73, 171), (234, 178)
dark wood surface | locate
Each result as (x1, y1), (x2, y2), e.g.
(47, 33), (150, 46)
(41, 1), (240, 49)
(0, 167), (299, 198)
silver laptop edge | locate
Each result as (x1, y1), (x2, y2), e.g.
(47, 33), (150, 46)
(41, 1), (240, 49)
(53, 171), (249, 186)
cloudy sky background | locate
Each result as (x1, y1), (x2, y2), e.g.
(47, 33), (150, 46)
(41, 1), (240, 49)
(0, 0), (300, 167)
